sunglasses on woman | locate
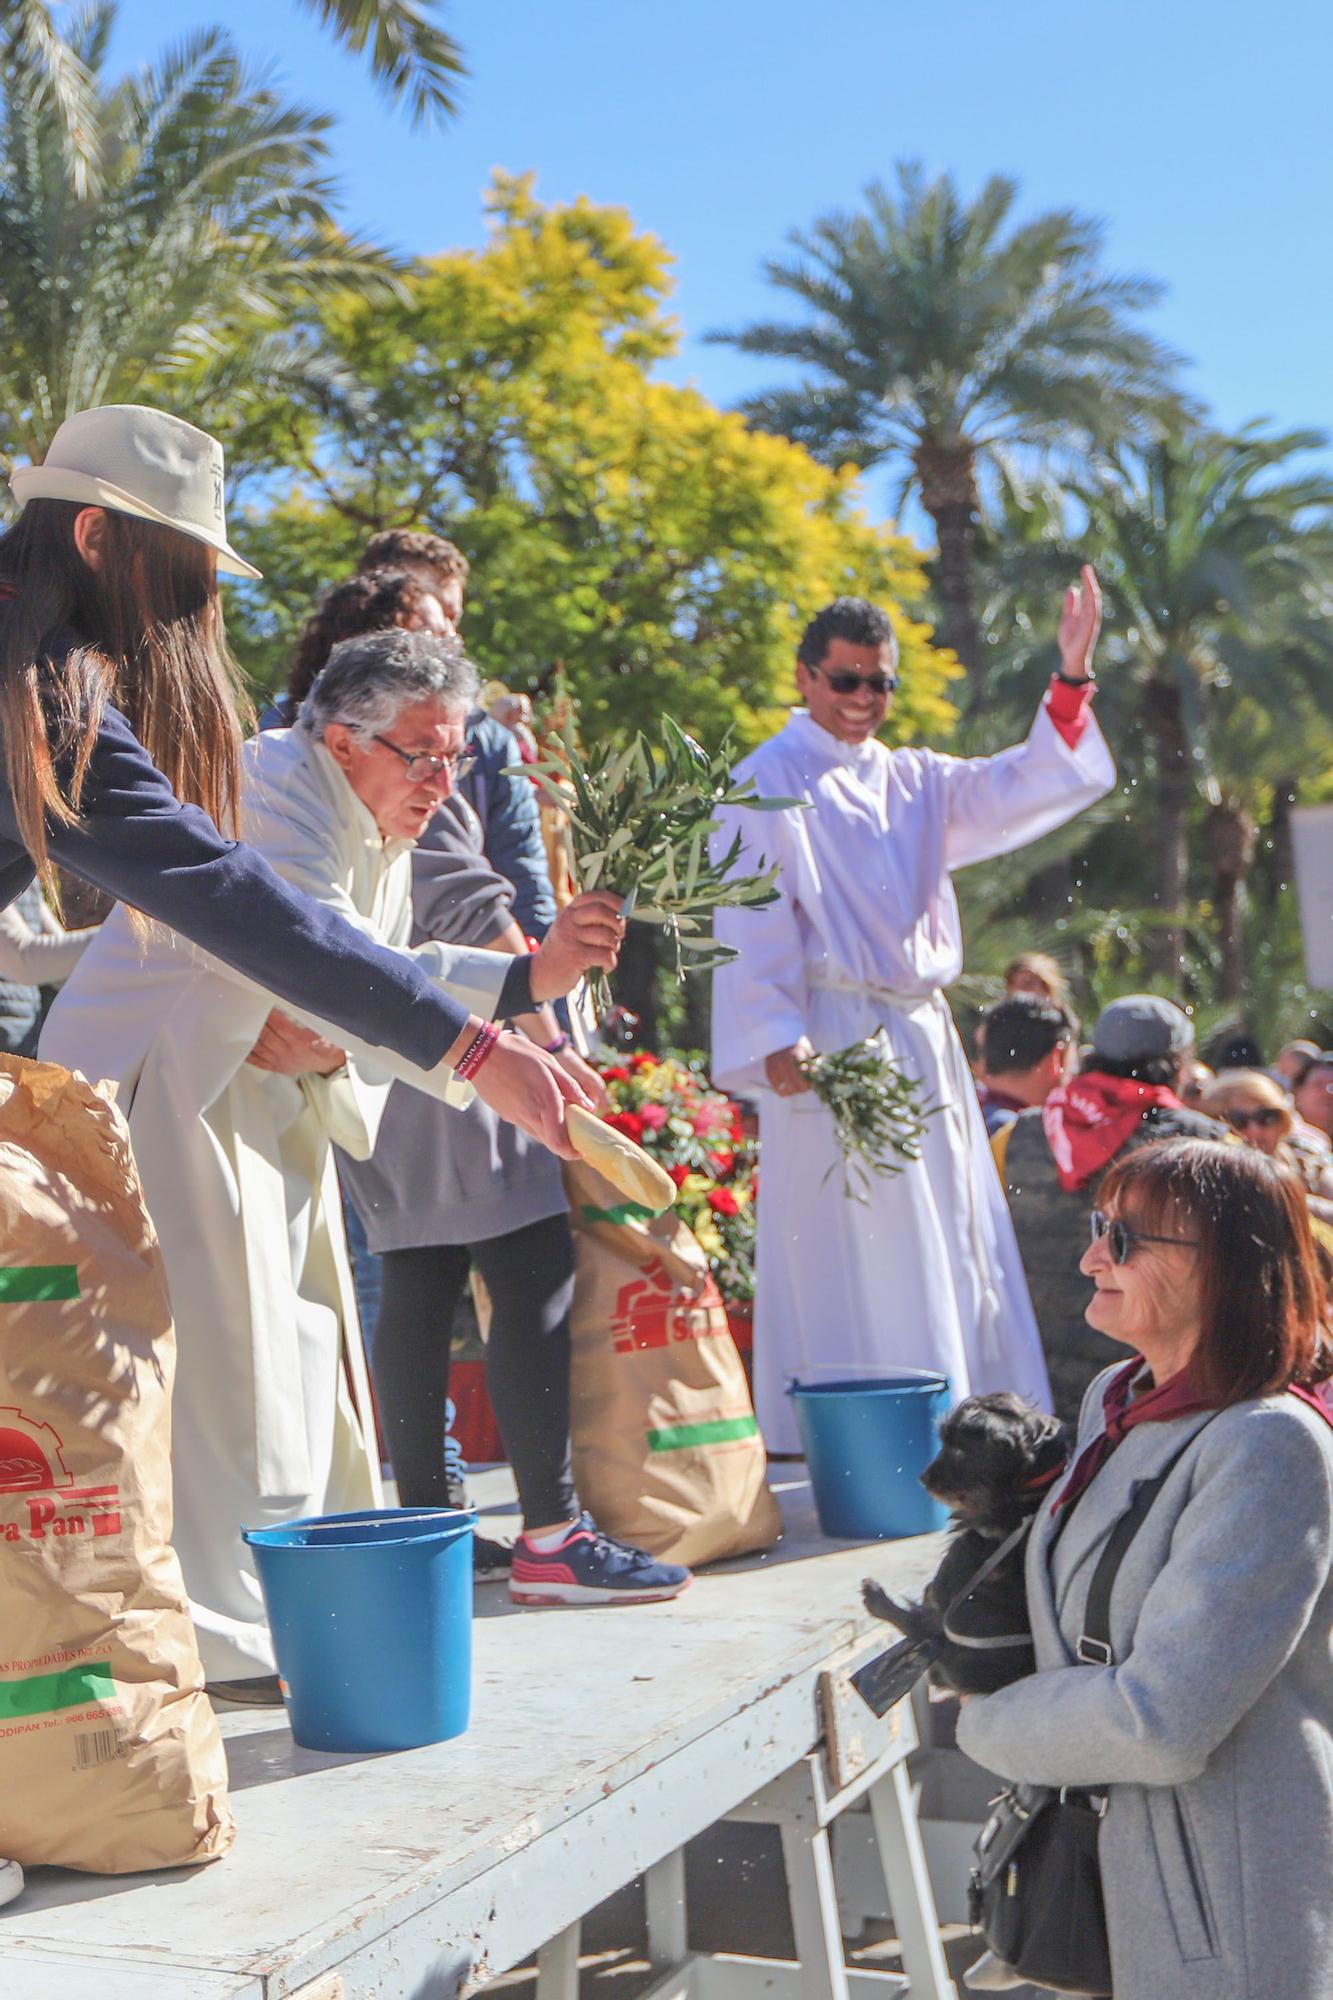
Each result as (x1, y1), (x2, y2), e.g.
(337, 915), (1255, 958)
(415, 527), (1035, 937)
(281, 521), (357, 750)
(1089, 1209), (1200, 1265)
(808, 663), (898, 697)
(1225, 1106), (1284, 1133)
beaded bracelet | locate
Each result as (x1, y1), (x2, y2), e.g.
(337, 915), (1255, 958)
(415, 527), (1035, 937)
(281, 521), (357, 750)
(542, 1031), (570, 1055)
(454, 1019), (502, 1083)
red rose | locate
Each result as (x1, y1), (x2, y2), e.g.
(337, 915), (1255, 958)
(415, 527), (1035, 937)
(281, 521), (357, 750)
(600, 1066), (631, 1084)
(605, 1110), (645, 1143)
(707, 1150), (735, 1176)
(668, 1162), (692, 1189)
(629, 1052), (659, 1072)
(707, 1186), (740, 1217)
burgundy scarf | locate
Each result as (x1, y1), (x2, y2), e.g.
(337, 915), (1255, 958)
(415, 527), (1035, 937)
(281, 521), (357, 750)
(1055, 1360), (1333, 1516)
(1041, 1072), (1183, 1193)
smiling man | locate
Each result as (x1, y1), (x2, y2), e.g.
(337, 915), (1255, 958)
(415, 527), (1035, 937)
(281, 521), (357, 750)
(710, 579), (1116, 1451)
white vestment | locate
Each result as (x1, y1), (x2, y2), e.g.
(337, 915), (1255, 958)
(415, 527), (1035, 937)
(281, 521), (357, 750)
(42, 729), (509, 1678)
(711, 699), (1116, 1453)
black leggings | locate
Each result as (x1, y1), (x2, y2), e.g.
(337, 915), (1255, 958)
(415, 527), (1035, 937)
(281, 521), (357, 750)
(372, 1212), (577, 1528)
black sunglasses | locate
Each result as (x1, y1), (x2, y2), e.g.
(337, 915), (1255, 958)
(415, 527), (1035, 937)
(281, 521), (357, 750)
(1089, 1209), (1200, 1265)
(808, 663), (898, 697)
(1226, 1106), (1284, 1132)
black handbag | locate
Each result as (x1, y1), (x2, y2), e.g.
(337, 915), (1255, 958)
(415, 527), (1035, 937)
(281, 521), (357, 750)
(968, 1428), (1210, 1996)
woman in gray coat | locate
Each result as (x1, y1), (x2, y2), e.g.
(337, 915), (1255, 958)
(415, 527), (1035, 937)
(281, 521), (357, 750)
(958, 1138), (1333, 2000)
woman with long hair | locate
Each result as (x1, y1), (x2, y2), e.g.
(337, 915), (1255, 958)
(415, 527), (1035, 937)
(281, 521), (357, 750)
(0, 406), (596, 1151)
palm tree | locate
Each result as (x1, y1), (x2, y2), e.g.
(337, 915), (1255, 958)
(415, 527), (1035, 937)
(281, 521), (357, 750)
(711, 163), (1186, 683)
(1, 0), (462, 188)
(0, 8), (397, 473)
(1080, 427), (1333, 994)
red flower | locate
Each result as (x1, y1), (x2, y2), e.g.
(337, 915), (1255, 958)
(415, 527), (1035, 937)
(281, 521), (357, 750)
(707, 1186), (741, 1218)
(668, 1162), (693, 1189)
(629, 1052), (659, 1072)
(605, 1110), (645, 1143)
(707, 1150), (736, 1176)
(600, 1066), (631, 1084)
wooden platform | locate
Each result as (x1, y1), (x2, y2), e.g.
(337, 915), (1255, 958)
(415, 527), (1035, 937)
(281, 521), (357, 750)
(0, 1473), (947, 2000)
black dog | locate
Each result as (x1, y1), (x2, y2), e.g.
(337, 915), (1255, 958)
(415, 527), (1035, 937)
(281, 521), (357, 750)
(859, 1393), (1068, 1698)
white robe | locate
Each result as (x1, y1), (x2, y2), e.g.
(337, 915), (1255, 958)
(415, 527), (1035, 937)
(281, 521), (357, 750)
(42, 729), (510, 1678)
(711, 699), (1116, 1453)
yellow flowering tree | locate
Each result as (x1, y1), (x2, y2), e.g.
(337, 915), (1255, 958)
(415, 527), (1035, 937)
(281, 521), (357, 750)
(233, 173), (958, 749)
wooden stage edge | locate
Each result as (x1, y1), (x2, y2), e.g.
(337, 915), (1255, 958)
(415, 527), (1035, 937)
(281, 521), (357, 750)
(0, 1470), (954, 2000)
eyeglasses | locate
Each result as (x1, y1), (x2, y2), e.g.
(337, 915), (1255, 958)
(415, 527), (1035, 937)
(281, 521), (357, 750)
(1089, 1210), (1200, 1265)
(1225, 1106), (1284, 1133)
(373, 735), (475, 785)
(808, 663), (898, 697)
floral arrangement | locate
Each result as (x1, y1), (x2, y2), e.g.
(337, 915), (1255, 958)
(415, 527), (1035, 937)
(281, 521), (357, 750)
(594, 1051), (756, 1303)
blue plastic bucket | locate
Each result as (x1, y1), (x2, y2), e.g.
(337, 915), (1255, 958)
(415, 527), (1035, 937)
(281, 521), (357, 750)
(242, 1507), (473, 1753)
(789, 1370), (952, 1540)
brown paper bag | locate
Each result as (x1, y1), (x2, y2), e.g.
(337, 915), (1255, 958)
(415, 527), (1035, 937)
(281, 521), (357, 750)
(0, 1057), (234, 1873)
(566, 1157), (780, 1566)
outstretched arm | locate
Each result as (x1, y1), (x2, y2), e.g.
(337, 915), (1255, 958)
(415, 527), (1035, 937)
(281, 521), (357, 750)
(939, 566), (1116, 871)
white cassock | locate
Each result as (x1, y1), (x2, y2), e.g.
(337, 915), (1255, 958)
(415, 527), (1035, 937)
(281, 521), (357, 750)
(42, 728), (509, 1679)
(711, 697), (1116, 1453)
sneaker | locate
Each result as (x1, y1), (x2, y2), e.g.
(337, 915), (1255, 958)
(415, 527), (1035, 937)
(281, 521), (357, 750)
(510, 1515), (692, 1606)
(443, 1396), (470, 1512)
(473, 1532), (514, 1582)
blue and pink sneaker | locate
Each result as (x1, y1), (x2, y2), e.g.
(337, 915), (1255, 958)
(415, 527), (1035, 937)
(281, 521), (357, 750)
(509, 1514), (691, 1606)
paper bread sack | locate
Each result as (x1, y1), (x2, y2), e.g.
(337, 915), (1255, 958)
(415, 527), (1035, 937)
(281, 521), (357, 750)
(0, 1056), (234, 1873)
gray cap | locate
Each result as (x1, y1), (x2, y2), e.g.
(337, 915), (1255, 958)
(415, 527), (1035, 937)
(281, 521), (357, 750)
(1092, 995), (1194, 1066)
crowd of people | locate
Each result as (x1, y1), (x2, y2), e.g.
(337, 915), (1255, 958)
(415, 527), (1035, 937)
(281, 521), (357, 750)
(3, 401), (1332, 1994)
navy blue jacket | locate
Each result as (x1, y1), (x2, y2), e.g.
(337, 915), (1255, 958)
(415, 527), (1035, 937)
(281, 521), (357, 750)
(0, 703), (473, 1068)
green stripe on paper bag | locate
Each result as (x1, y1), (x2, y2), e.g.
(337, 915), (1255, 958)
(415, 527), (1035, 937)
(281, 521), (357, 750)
(0, 1265), (79, 1301)
(0, 1661), (115, 1720)
(580, 1202), (659, 1226)
(647, 1415), (759, 1453)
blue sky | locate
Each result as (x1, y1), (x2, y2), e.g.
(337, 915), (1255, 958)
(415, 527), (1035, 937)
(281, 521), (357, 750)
(112, 0), (1331, 502)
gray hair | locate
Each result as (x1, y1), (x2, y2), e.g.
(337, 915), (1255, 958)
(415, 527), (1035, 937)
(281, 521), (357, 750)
(297, 628), (479, 744)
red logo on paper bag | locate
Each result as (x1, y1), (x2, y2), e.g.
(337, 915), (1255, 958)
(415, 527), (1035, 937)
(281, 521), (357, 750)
(0, 1408), (73, 1493)
(0, 1406), (120, 1541)
(610, 1258), (723, 1355)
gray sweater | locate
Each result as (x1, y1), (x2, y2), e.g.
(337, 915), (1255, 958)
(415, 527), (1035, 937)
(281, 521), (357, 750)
(957, 1368), (1333, 2000)
(339, 798), (565, 1251)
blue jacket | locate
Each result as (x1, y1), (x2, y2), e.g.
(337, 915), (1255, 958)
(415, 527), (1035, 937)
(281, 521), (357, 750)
(459, 716), (556, 940)
(0, 700), (471, 1068)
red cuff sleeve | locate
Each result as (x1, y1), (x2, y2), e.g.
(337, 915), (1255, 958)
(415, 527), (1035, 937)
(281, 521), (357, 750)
(1045, 674), (1096, 749)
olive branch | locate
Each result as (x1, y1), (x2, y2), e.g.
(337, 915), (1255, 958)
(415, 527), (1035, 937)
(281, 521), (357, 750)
(516, 718), (799, 1012)
(799, 1038), (940, 1202)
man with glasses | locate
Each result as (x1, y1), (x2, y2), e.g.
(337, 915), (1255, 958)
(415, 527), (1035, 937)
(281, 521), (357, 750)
(43, 630), (634, 1695)
(995, 995), (1226, 1426)
(711, 578), (1116, 1452)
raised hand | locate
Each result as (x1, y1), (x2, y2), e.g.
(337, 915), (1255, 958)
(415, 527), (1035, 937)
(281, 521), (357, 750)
(1057, 563), (1103, 683)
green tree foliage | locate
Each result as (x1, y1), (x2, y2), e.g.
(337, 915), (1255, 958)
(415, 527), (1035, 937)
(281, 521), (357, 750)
(231, 174), (959, 750)
(1077, 427), (1333, 994)
(712, 163), (1186, 685)
(0, 6), (396, 470)
(1, 0), (463, 148)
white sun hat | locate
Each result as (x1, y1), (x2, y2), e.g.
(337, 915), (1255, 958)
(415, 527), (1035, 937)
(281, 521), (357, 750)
(8, 404), (261, 580)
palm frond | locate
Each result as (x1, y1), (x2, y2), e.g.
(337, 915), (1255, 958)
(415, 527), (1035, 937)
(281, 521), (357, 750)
(296, 0), (465, 125)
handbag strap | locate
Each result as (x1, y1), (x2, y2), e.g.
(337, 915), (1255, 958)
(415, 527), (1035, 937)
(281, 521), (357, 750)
(1075, 1418), (1216, 1665)
(941, 1517), (1035, 1651)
